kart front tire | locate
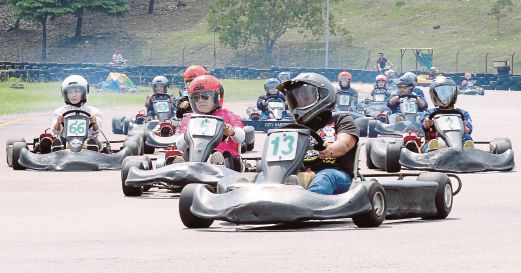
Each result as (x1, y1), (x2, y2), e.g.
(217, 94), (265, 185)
(384, 142), (401, 172)
(246, 142), (255, 152)
(489, 138), (512, 154)
(365, 140), (377, 169)
(367, 120), (379, 138)
(418, 172), (452, 220)
(11, 142), (27, 170)
(121, 160), (144, 196)
(352, 182), (386, 228)
(179, 184), (214, 228)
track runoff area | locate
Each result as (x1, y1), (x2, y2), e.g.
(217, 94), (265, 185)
(0, 84), (519, 272)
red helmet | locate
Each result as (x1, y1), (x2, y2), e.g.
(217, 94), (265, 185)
(375, 74), (387, 82)
(183, 65), (208, 82)
(188, 75), (223, 114)
(338, 71), (352, 81)
(464, 72), (472, 79)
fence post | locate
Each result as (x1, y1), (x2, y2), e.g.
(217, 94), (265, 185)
(485, 52), (489, 74)
(511, 52), (515, 76)
(455, 50), (460, 72)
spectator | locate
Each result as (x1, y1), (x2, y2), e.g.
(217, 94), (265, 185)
(376, 52), (393, 73)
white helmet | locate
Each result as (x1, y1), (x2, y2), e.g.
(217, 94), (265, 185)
(152, 75), (169, 93)
(61, 75), (89, 105)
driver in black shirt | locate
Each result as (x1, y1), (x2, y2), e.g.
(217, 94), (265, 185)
(278, 73), (360, 195)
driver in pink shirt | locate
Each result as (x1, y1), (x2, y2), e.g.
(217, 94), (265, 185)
(176, 75), (245, 171)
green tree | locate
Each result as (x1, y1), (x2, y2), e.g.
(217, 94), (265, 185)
(68, 0), (130, 38)
(489, 0), (513, 34)
(13, 0), (71, 60)
(208, 0), (338, 63)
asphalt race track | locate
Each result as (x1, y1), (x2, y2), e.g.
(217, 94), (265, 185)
(1, 86), (520, 273)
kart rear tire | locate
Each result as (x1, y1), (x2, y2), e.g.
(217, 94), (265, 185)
(246, 142), (255, 152)
(489, 138), (512, 154)
(365, 140), (377, 169)
(367, 120), (378, 138)
(112, 116), (125, 134)
(241, 143), (247, 154)
(356, 118), (370, 137)
(11, 142), (27, 170)
(179, 184), (214, 228)
(384, 142), (401, 172)
(121, 160), (144, 197)
(143, 142), (155, 154)
(352, 182), (386, 228)
(418, 172), (453, 220)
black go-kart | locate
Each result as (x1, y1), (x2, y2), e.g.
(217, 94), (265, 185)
(6, 110), (141, 171)
(176, 123), (462, 229)
(121, 115), (254, 196)
(458, 82), (485, 96)
(366, 109), (515, 173)
(367, 94), (424, 138)
(242, 97), (295, 133)
(356, 89), (391, 124)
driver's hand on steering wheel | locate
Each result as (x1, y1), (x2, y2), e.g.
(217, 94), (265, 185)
(262, 100), (267, 106)
(318, 142), (335, 159)
(180, 101), (189, 109)
(390, 95), (399, 105)
(54, 115), (64, 130)
(223, 124), (235, 136)
(423, 118), (433, 129)
(90, 116), (99, 131)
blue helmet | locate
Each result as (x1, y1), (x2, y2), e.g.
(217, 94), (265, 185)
(264, 78), (281, 95)
(277, 71), (291, 83)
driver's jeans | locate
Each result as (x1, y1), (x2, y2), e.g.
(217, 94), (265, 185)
(307, 169), (352, 195)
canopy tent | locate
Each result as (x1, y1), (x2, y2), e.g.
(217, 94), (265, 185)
(96, 72), (137, 93)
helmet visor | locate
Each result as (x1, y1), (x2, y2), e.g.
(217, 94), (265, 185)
(286, 83), (319, 110)
(64, 84), (87, 102)
(266, 81), (279, 94)
(432, 86), (457, 107)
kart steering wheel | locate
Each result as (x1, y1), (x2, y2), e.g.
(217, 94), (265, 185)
(428, 109), (465, 120)
(150, 93), (171, 102)
(398, 94), (418, 99)
(280, 123), (325, 151)
(61, 109), (91, 118)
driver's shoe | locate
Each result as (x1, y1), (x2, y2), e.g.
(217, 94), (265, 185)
(464, 140), (475, 149)
(86, 138), (100, 152)
(425, 139), (440, 152)
(208, 151), (225, 165)
(404, 140), (420, 153)
(51, 139), (63, 152)
(39, 137), (52, 154)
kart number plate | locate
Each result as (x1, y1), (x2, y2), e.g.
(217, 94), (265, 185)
(268, 102), (285, 109)
(266, 132), (298, 162)
(338, 95), (351, 106)
(404, 101), (417, 114)
(66, 119), (88, 137)
(189, 117), (218, 136)
(437, 115), (462, 131)
(374, 94), (386, 102)
(155, 101), (170, 113)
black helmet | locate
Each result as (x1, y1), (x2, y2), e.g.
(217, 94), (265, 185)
(397, 75), (415, 88)
(277, 73), (336, 129)
(401, 72), (418, 86)
(430, 76), (458, 108)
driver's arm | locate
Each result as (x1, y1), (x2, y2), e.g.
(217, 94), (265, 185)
(319, 133), (357, 159)
(145, 95), (152, 107)
(387, 95), (399, 107)
(415, 93), (428, 111)
(52, 115), (64, 134)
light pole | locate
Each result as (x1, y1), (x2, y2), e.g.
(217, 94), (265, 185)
(325, 0), (330, 68)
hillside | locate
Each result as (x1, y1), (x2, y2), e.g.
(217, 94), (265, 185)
(0, 0), (520, 73)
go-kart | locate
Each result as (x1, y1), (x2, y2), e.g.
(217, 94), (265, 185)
(458, 82), (485, 96)
(121, 115), (251, 196)
(177, 123), (462, 228)
(333, 91), (372, 137)
(367, 94), (424, 138)
(356, 89), (391, 124)
(112, 93), (176, 135)
(366, 109), (515, 173)
(5, 110), (141, 171)
(242, 98), (294, 133)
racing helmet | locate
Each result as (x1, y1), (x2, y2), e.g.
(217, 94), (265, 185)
(430, 76), (458, 108)
(277, 71), (291, 83)
(61, 75), (89, 105)
(264, 78), (281, 95)
(338, 71), (352, 88)
(183, 65), (208, 85)
(151, 75), (169, 93)
(277, 73), (336, 128)
(396, 75), (415, 94)
(402, 72), (418, 86)
(188, 75), (223, 114)
(375, 74), (387, 83)
(430, 66), (439, 73)
(464, 72), (472, 79)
